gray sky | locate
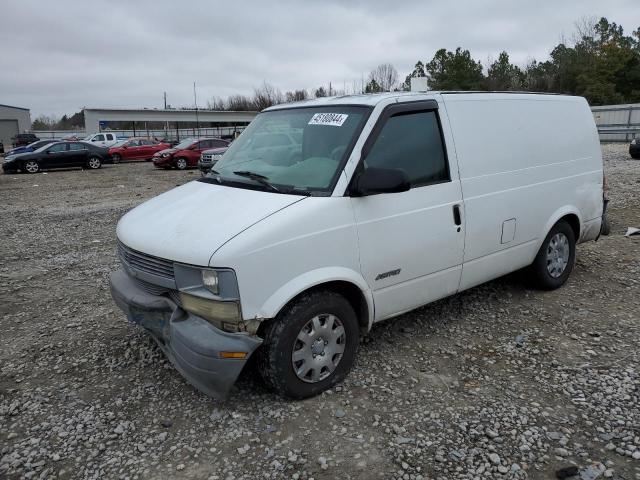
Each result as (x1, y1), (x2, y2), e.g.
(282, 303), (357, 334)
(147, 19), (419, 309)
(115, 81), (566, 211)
(1, 0), (639, 118)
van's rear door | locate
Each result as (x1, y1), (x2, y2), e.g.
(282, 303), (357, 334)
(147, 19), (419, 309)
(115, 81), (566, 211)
(349, 98), (466, 321)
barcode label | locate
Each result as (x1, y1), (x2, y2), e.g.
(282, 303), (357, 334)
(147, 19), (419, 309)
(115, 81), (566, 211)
(308, 113), (349, 127)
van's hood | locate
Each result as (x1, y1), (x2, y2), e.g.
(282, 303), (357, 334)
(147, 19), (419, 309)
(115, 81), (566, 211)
(116, 181), (305, 266)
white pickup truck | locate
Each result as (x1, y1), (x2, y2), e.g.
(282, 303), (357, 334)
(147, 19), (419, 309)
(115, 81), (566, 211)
(83, 132), (121, 148)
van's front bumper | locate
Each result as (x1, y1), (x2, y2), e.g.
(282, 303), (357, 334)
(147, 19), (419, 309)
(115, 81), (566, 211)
(109, 269), (262, 399)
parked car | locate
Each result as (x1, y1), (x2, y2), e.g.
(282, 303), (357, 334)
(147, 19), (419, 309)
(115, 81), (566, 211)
(83, 132), (121, 148)
(152, 137), (229, 170)
(0, 141), (4, 155)
(110, 92), (605, 400)
(198, 146), (229, 175)
(630, 138), (640, 159)
(11, 133), (39, 147)
(2, 141), (112, 174)
(4, 139), (57, 157)
(109, 138), (171, 163)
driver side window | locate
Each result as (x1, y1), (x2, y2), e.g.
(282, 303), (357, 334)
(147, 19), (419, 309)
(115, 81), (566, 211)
(365, 110), (449, 188)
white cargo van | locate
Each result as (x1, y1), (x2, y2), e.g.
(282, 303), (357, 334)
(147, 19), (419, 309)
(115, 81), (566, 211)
(110, 92), (604, 399)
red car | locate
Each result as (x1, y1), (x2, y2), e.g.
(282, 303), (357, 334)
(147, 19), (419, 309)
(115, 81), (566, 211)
(109, 138), (171, 163)
(152, 137), (229, 170)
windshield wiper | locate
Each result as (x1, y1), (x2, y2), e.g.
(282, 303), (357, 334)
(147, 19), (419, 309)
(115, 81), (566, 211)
(232, 170), (280, 193)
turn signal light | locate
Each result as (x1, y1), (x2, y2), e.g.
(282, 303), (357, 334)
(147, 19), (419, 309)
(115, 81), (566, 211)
(219, 351), (247, 359)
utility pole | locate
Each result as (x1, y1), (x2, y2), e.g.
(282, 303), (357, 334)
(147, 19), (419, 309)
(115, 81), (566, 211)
(193, 82), (200, 138)
(163, 92), (168, 139)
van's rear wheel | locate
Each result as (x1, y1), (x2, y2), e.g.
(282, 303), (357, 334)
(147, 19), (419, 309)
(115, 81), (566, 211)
(529, 220), (576, 290)
(257, 290), (359, 399)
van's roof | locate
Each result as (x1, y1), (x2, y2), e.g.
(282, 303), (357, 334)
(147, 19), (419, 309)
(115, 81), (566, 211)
(264, 91), (580, 111)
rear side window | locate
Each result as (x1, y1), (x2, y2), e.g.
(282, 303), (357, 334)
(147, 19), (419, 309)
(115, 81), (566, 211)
(365, 110), (449, 187)
(105, 134), (114, 141)
(68, 143), (86, 151)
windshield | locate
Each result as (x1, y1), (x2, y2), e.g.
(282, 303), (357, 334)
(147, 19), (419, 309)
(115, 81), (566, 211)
(174, 138), (196, 150)
(211, 106), (370, 194)
(33, 142), (56, 153)
(26, 140), (46, 149)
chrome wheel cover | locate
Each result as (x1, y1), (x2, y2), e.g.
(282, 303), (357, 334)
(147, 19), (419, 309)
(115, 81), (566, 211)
(292, 314), (346, 383)
(88, 158), (100, 169)
(546, 232), (570, 278)
(176, 158), (187, 169)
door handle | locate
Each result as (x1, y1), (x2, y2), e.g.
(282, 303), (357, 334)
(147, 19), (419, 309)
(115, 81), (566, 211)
(453, 204), (462, 229)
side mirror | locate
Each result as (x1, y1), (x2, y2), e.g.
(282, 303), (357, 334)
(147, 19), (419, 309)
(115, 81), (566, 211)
(351, 167), (410, 196)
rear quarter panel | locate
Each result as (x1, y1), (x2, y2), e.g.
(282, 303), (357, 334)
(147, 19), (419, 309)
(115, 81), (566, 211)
(443, 94), (603, 290)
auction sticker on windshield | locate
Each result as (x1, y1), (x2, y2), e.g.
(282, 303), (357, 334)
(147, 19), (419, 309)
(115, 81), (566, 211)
(308, 113), (349, 127)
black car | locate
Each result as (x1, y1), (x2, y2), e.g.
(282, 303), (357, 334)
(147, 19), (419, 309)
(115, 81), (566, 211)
(2, 141), (112, 174)
(11, 133), (39, 148)
(630, 138), (640, 159)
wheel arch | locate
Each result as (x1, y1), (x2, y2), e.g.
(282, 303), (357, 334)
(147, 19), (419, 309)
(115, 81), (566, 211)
(538, 207), (581, 253)
(256, 268), (374, 335)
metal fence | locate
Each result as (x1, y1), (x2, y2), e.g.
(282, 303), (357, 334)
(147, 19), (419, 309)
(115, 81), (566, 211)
(592, 104), (640, 142)
(33, 125), (246, 141)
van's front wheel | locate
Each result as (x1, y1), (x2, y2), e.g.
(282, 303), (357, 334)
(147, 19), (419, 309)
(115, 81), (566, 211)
(529, 220), (576, 290)
(257, 290), (359, 399)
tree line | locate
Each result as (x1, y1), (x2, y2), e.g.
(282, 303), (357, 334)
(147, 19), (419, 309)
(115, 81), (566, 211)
(33, 16), (640, 130)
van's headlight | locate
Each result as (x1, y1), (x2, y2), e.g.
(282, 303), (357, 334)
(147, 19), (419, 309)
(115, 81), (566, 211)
(173, 265), (246, 332)
(179, 293), (242, 332)
(202, 269), (219, 294)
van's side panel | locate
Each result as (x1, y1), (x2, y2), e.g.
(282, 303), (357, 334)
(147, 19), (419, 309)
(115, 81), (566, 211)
(443, 94), (603, 291)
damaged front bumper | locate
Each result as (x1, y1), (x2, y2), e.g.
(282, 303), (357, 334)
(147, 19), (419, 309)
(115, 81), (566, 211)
(110, 269), (262, 399)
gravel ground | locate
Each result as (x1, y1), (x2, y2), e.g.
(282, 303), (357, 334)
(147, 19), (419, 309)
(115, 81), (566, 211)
(1, 144), (639, 480)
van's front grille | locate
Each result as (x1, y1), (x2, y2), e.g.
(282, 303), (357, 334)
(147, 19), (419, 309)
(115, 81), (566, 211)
(117, 241), (175, 280)
(201, 153), (213, 163)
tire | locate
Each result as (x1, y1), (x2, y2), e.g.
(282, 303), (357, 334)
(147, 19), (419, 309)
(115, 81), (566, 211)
(528, 220), (576, 290)
(23, 160), (40, 174)
(112, 153), (121, 164)
(87, 157), (102, 169)
(257, 290), (359, 399)
(175, 157), (188, 170)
